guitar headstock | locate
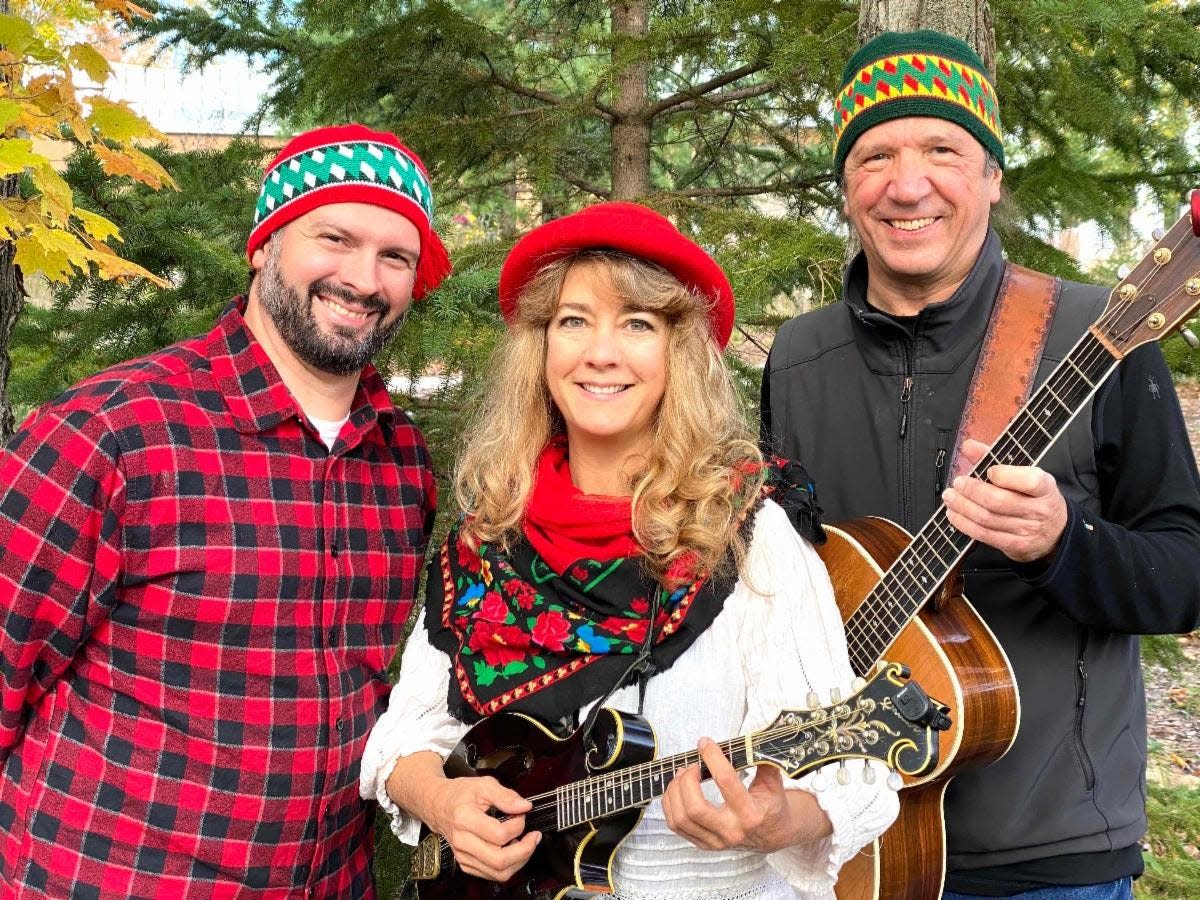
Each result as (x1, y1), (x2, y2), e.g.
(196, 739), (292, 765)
(1096, 190), (1200, 358)
(749, 661), (948, 779)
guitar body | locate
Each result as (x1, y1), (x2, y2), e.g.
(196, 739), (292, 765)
(822, 518), (1020, 900)
(412, 707), (655, 900)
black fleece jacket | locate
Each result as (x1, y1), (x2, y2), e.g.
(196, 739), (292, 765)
(762, 230), (1200, 893)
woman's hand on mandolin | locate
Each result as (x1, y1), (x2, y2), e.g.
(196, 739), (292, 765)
(388, 751), (539, 883)
(662, 737), (832, 854)
(424, 775), (540, 881)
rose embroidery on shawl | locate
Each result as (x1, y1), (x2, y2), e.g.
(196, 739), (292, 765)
(468, 620), (530, 667)
(531, 610), (571, 651)
(477, 591), (508, 623)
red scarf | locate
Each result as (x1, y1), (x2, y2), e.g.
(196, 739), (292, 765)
(522, 440), (641, 574)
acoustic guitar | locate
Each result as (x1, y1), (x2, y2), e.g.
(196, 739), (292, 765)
(406, 661), (949, 899)
(826, 192), (1200, 899)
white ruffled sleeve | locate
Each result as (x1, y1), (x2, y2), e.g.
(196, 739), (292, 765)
(359, 607), (472, 844)
(735, 500), (900, 895)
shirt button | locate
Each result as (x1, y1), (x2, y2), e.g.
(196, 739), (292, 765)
(330, 542), (339, 558)
(328, 627), (338, 646)
(335, 718), (344, 734)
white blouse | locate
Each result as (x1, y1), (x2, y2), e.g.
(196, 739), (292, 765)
(360, 500), (900, 899)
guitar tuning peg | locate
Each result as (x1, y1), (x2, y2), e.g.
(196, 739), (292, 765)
(851, 677), (866, 693)
(836, 762), (850, 785)
(806, 691), (820, 710)
(1152, 227), (1166, 242)
(863, 761), (877, 785)
(830, 687), (843, 704)
(1116, 264), (1131, 280)
(1180, 326), (1200, 350)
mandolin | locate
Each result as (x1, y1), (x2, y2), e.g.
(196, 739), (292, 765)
(406, 661), (949, 899)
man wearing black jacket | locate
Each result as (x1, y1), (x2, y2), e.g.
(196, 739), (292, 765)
(761, 29), (1200, 900)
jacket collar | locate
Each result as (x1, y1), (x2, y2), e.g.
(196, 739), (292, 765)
(841, 228), (1005, 373)
(206, 297), (396, 444)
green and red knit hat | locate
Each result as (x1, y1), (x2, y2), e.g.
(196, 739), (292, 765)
(247, 124), (451, 300)
(832, 29), (1004, 175)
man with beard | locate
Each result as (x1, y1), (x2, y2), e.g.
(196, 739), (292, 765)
(0, 124), (449, 897)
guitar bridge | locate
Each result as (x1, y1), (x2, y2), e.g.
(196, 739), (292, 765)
(410, 833), (441, 881)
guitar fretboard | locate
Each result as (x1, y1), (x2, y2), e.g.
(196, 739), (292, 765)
(844, 330), (1119, 675)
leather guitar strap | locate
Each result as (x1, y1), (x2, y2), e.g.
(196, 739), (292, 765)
(949, 262), (1061, 480)
(934, 263), (1059, 612)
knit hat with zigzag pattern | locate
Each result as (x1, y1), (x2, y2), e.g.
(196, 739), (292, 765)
(833, 30), (1004, 175)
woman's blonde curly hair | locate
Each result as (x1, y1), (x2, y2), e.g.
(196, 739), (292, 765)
(454, 250), (765, 586)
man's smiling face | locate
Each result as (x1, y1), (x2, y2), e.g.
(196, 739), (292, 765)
(250, 202), (421, 376)
(843, 116), (1002, 314)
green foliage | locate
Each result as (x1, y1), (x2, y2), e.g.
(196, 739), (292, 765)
(1143, 633), (1188, 673)
(1140, 782), (1200, 897)
(1162, 330), (1200, 381)
(119, 0), (1200, 387)
(10, 141), (262, 408)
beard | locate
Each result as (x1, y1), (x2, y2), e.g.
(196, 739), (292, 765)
(256, 240), (408, 377)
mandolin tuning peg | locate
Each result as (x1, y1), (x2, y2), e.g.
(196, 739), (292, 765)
(836, 762), (850, 785)
(887, 771), (903, 791)
(1116, 264), (1131, 280)
(1152, 227), (1166, 242)
(863, 761), (877, 785)
(806, 691), (820, 710)
(1180, 327), (1200, 350)
(851, 677), (866, 693)
(830, 687), (843, 704)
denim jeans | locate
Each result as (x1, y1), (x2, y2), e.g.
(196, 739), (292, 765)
(942, 876), (1134, 900)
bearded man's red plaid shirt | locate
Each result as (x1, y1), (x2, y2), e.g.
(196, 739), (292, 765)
(0, 298), (435, 898)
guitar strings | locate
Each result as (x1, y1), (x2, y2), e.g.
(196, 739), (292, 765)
(842, 221), (1198, 672)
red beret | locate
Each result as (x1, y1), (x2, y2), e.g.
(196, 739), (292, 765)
(497, 202), (735, 348)
(247, 124), (451, 300)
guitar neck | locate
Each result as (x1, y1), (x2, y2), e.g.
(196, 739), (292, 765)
(843, 329), (1119, 675)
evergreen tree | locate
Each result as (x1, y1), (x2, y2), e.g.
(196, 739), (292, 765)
(113, 1), (1199, 436)
(10, 142), (263, 414)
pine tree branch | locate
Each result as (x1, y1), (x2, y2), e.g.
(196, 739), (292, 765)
(648, 62), (768, 117)
(671, 177), (833, 198)
(480, 54), (614, 121)
(660, 81), (777, 115)
(561, 174), (610, 198)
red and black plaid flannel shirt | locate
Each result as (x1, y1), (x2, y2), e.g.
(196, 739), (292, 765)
(0, 298), (435, 898)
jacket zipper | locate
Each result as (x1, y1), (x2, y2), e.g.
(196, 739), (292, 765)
(1074, 632), (1096, 791)
(934, 448), (948, 493)
(898, 344), (915, 528)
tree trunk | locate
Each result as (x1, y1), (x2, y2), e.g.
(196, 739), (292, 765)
(846, 0), (995, 262)
(0, 221), (23, 446)
(0, 0), (24, 446)
(858, 0), (995, 78)
(610, 0), (651, 200)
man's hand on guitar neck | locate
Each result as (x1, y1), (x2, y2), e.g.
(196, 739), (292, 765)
(660, 737), (833, 854)
(942, 438), (1069, 564)
(386, 750), (539, 882)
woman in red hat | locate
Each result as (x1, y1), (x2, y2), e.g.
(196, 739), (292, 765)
(360, 202), (899, 898)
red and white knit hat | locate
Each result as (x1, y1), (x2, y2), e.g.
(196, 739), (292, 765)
(247, 124), (451, 300)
